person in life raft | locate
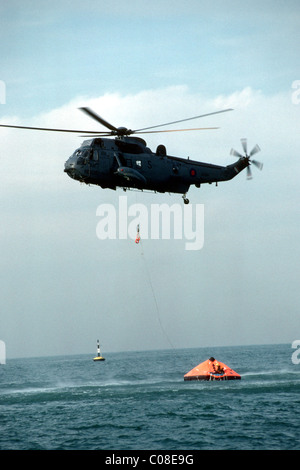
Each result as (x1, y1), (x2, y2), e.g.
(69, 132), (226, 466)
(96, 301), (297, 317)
(209, 357), (224, 374)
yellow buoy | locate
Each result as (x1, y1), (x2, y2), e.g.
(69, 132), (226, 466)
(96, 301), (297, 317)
(93, 340), (105, 361)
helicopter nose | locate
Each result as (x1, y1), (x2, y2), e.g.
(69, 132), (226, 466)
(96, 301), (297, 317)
(64, 158), (77, 178)
(64, 161), (71, 172)
(64, 161), (72, 173)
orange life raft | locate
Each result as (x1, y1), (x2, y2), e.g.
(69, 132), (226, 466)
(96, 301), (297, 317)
(184, 357), (241, 381)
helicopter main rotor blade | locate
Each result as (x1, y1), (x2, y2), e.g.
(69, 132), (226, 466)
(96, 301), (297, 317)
(80, 127), (220, 137)
(135, 127), (219, 134)
(133, 108), (233, 133)
(80, 133), (118, 137)
(0, 107), (232, 137)
(0, 123), (102, 134)
(79, 107), (118, 132)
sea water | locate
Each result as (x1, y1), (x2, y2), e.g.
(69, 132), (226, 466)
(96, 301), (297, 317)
(0, 344), (299, 450)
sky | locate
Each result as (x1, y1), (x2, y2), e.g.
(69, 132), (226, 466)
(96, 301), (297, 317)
(1, 0), (300, 358)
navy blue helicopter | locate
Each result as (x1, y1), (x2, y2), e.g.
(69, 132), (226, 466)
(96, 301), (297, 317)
(0, 107), (262, 203)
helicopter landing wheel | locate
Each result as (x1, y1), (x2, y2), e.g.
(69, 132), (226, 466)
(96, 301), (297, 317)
(182, 194), (189, 204)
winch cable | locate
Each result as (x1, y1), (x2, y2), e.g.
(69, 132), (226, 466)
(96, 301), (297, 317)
(133, 206), (176, 353)
(132, 190), (177, 352)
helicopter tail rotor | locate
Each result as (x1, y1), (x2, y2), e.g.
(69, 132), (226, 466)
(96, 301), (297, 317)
(230, 138), (263, 179)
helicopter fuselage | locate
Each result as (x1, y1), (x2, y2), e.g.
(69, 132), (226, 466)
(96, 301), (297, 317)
(64, 136), (249, 198)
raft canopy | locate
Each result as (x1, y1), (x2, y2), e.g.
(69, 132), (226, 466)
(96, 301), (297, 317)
(184, 357), (241, 381)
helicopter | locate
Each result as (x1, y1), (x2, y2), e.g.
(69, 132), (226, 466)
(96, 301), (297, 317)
(0, 106), (262, 204)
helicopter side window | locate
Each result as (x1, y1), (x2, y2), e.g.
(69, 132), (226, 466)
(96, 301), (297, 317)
(93, 149), (99, 161)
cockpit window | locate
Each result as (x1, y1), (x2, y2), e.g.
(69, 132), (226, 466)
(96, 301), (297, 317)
(74, 148), (90, 164)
